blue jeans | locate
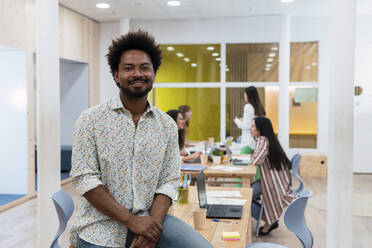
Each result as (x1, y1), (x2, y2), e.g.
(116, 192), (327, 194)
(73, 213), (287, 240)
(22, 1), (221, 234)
(251, 180), (262, 221)
(78, 214), (213, 248)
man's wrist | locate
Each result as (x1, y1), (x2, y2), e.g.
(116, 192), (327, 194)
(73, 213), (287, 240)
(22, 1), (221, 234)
(121, 211), (135, 227)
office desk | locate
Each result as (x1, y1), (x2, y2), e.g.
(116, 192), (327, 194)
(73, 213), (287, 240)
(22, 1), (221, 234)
(169, 186), (253, 248)
(182, 161), (257, 187)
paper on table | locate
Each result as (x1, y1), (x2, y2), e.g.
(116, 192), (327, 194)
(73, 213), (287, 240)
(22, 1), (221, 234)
(207, 191), (242, 198)
(208, 166), (243, 172)
(207, 197), (246, 206)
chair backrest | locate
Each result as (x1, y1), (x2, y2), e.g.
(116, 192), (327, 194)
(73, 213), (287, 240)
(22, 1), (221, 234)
(50, 190), (74, 248)
(290, 154), (304, 196)
(284, 189), (314, 248)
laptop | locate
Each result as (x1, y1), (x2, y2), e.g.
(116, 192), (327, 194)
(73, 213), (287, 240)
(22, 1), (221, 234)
(225, 144), (251, 166)
(196, 171), (243, 219)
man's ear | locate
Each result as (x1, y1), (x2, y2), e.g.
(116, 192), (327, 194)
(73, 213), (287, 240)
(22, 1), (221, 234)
(114, 71), (119, 83)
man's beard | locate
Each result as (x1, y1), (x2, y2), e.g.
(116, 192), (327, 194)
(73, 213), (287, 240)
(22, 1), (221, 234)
(116, 78), (152, 98)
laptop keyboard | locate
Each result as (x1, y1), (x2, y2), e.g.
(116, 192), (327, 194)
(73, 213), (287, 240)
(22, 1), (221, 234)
(207, 205), (228, 217)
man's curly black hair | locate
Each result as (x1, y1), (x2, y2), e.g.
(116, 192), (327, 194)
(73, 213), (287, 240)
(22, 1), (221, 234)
(106, 30), (162, 78)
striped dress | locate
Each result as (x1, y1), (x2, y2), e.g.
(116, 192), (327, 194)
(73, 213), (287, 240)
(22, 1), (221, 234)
(251, 136), (293, 225)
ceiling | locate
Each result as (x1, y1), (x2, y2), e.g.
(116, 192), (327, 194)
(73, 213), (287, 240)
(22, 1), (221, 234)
(59, 0), (372, 23)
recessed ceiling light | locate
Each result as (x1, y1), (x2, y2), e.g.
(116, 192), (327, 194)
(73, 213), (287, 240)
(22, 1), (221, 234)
(281, 0), (295, 3)
(167, 1), (181, 7)
(212, 53), (219, 57)
(184, 57), (190, 62)
(176, 52), (184, 57)
(191, 63), (197, 67)
(312, 62), (317, 66)
(306, 66), (311, 70)
(226, 68), (230, 72)
(265, 68), (271, 71)
(215, 58), (221, 61)
(268, 53), (276, 57)
(271, 47), (278, 51)
(167, 46), (175, 51)
(266, 64), (272, 67)
(207, 46), (215, 51)
(96, 3), (110, 9)
(267, 58), (274, 62)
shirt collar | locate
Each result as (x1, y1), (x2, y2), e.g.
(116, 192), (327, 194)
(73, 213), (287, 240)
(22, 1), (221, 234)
(110, 96), (154, 115)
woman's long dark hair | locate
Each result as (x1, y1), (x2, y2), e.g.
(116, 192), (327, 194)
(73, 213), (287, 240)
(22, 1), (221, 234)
(245, 86), (266, 116)
(254, 116), (291, 170)
(166, 109), (185, 150)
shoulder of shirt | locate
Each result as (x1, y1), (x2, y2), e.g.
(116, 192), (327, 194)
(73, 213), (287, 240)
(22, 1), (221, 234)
(244, 103), (254, 111)
(77, 98), (114, 122)
(150, 105), (178, 131)
(257, 136), (269, 144)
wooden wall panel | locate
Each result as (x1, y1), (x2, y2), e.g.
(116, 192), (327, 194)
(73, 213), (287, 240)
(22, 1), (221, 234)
(88, 20), (100, 106)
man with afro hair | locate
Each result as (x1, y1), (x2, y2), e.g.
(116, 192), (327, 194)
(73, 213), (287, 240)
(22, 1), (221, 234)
(69, 30), (212, 248)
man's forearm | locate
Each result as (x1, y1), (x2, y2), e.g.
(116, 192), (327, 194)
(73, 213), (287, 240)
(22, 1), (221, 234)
(150, 193), (172, 223)
(83, 185), (133, 226)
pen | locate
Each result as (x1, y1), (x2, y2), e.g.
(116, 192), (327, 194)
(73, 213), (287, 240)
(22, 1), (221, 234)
(212, 219), (236, 223)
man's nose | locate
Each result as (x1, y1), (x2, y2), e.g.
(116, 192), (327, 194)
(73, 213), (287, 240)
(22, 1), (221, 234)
(131, 67), (142, 77)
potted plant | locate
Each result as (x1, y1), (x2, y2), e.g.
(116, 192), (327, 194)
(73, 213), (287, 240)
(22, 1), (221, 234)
(212, 148), (223, 164)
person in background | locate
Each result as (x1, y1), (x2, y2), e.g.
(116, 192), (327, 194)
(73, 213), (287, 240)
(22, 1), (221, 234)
(178, 105), (204, 147)
(249, 116), (293, 236)
(167, 109), (202, 163)
(233, 86), (266, 154)
(69, 30), (212, 248)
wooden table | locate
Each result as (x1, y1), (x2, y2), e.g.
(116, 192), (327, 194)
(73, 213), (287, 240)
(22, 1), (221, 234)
(169, 186), (253, 248)
(182, 160), (257, 187)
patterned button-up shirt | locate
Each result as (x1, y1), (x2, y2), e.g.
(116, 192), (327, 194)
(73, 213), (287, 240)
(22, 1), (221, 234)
(69, 97), (180, 247)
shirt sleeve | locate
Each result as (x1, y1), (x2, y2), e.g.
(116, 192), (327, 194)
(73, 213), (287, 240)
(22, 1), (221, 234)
(70, 112), (103, 196)
(251, 137), (269, 165)
(234, 104), (255, 131)
(155, 122), (181, 201)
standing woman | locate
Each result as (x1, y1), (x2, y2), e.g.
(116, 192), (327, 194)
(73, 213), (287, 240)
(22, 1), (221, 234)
(250, 116), (293, 235)
(234, 86), (266, 153)
(178, 105), (204, 147)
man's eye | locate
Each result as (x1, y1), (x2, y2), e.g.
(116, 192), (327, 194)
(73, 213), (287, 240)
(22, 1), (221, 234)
(142, 66), (150, 71)
(124, 67), (132, 71)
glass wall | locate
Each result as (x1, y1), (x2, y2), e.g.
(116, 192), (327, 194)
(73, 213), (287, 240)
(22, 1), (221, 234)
(226, 87), (278, 140)
(152, 88), (220, 141)
(157, 44), (221, 83)
(154, 42), (319, 149)
(290, 42), (318, 82)
(226, 43), (279, 82)
(289, 87), (318, 148)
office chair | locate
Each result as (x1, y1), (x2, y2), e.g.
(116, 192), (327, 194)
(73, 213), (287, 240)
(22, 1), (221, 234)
(247, 189), (314, 248)
(50, 190), (74, 248)
(291, 154), (304, 197)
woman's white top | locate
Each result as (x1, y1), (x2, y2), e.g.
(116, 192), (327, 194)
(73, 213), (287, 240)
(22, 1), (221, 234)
(234, 103), (256, 149)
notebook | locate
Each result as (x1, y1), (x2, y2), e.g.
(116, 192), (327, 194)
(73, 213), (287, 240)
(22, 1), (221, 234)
(196, 171), (243, 219)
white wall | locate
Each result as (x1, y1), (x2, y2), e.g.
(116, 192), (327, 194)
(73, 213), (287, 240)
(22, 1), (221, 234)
(354, 15), (372, 172)
(99, 22), (120, 103)
(0, 47), (28, 194)
(60, 59), (89, 146)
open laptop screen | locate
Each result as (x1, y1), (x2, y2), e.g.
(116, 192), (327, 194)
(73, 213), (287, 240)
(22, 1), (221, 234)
(196, 171), (208, 209)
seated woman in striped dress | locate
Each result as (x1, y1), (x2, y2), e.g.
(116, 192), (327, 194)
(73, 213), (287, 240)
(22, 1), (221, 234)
(250, 116), (293, 235)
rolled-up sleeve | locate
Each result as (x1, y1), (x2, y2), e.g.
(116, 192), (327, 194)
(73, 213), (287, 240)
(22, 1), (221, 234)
(70, 112), (103, 196)
(155, 122), (181, 201)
